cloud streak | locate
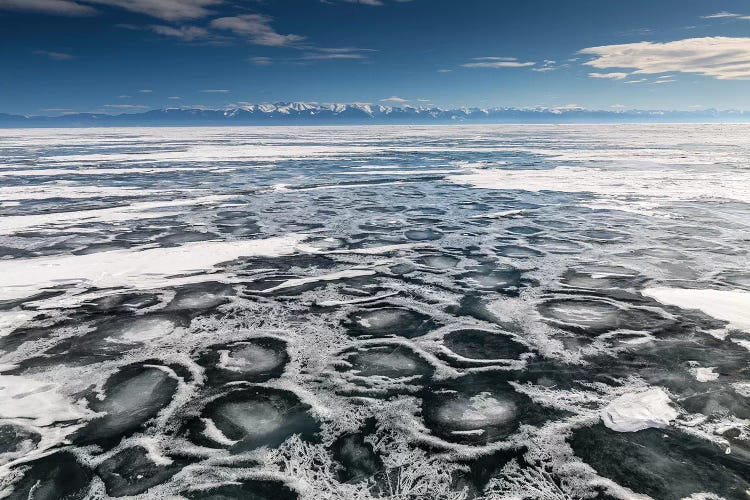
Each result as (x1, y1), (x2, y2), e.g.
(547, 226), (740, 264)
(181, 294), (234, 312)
(702, 11), (750, 20)
(580, 37), (750, 80)
(461, 57), (535, 69)
(86, 0), (221, 21)
(588, 72), (629, 80)
(0, 0), (96, 15)
(33, 50), (74, 60)
(210, 14), (305, 47)
(148, 24), (210, 41)
(0, 0), (221, 20)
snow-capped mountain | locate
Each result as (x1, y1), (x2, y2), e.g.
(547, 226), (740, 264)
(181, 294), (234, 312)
(1, 102), (748, 127)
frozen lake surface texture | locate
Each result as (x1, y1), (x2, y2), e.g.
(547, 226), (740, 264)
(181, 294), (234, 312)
(0, 124), (749, 500)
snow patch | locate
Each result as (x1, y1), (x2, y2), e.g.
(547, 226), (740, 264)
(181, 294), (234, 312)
(643, 288), (750, 333)
(0, 234), (306, 301)
(601, 387), (678, 432)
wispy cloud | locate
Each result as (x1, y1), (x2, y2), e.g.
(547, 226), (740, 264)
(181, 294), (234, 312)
(580, 37), (750, 80)
(324, 0), (414, 5)
(210, 14), (305, 47)
(148, 24), (211, 41)
(1, 0), (221, 20)
(103, 104), (149, 109)
(702, 11), (750, 20)
(380, 96), (407, 103)
(200, 89), (230, 93)
(33, 49), (74, 60)
(247, 47), (372, 65)
(588, 72), (629, 80)
(0, 0), (96, 16)
(461, 57), (535, 68)
(532, 59), (564, 72)
(299, 47), (372, 60)
(250, 56), (273, 65)
(85, 0), (221, 21)
(334, 0), (384, 5)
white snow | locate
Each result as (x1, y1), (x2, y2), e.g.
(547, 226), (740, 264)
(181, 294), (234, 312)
(114, 317), (178, 342)
(0, 375), (91, 426)
(259, 269), (376, 293)
(448, 166), (750, 206)
(0, 195), (232, 234)
(601, 387), (678, 432)
(692, 367), (720, 382)
(470, 210), (527, 219)
(0, 310), (36, 337)
(0, 234), (306, 301)
(643, 288), (750, 333)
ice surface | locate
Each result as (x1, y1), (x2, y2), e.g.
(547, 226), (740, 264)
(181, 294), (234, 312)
(194, 388), (318, 452)
(96, 446), (187, 497)
(76, 365), (177, 444)
(1, 125), (749, 498)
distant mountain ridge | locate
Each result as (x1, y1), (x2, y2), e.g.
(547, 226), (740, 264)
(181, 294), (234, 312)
(2, 102), (749, 127)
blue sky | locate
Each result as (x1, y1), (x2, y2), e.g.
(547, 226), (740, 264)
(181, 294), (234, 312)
(2, 0), (750, 115)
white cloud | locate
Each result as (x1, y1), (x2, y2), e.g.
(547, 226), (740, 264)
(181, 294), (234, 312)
(437, 69), (452, 73)
(200, 89), (230, 93)
(588, 72), (629, 80)
(461, 57), (535, 68)
(210, 14), (305, 47)
(250, 56), (273, 66)
(33, 50), (74, 60)
(336, 0), (384, 5)
(325, 0), (415, 5)
(580, 37), (750, 80)
(299, 47), (371, 60)
(149, 24), (210, 41)
(532, 60), (562, 72)
(380, 96), (407, 103)
(702, 11), (750, 20)
(139, 89), (152, 93)
(85, 0), (221, 21)
(0, 0), (96, 15)
(103, 104), (149, 109)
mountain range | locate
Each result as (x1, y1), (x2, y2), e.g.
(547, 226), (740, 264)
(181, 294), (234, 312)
(2, 103), (749, 127)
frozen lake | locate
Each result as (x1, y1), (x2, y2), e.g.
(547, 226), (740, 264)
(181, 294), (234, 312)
(0, 125), (749, 499)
